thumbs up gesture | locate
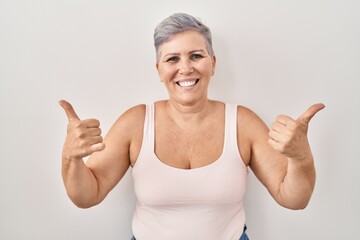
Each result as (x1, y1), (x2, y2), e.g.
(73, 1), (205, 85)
(268, 103), (325, 160)
(59, 100), (105, 161)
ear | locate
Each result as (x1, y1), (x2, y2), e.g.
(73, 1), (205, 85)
(211, 55), (216, 76)
(155, 63), (163, 82)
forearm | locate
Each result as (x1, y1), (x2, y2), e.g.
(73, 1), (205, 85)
(278, 156), (316, 210)
(62, 157), (100, 208)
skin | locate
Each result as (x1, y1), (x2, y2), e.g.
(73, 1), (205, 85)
(60, 30), (325, 210)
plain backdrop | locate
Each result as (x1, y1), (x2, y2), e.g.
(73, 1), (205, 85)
(1, 0), (359, 239)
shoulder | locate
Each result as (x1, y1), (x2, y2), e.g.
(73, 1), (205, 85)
(117, 103), (146, 126)
(236, 105), (262, 123)
(236, 105), (269, 139)
(108, 104), (146, 140)
(120, 104), (146, 122)
(237, 105), (263, 125)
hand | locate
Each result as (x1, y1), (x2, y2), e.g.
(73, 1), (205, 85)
(268, 103), (325, 160)
(59, 100), (105, 161)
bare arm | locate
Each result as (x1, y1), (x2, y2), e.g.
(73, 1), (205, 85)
(59, 100), (144, 208)
(241, 104), (325, 210)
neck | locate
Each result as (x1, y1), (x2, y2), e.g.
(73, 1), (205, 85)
(165, 98), (212, 126)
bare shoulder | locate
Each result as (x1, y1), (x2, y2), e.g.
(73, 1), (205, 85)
(235, 105), (269, 165)
(118, 104), (146, 121)
(108, 104), (146, 148)
(111, 104), (146, 132)
(236, 105), (268, 131)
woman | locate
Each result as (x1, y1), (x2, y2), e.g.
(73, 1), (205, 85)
(59, 13), (324, 240)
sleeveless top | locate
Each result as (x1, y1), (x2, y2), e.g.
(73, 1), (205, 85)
(132, 103), (248, 240)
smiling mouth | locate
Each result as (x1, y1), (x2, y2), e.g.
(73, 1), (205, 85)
(176, 79), (199, 87)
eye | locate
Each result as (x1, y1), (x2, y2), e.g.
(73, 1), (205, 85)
(166, 56), (180, 62)
(190, 54), (204, 60)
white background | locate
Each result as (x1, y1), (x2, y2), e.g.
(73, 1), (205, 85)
(1, 0), (359, 239)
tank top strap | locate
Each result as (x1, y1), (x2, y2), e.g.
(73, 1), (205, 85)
(224, 104), (240, 158)
(142, 103), (155, 153)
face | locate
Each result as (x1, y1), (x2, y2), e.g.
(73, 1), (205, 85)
(156, 30), (216, 106)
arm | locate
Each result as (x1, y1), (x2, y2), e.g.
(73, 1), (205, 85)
(240, 104), (324, 210)
(59, 100), (144, 208)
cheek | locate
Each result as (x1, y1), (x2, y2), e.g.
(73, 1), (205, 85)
(198, 63), (214, 76)
(158, 67), (176, 82)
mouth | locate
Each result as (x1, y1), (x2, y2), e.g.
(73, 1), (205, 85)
(176, 79), (199, 88)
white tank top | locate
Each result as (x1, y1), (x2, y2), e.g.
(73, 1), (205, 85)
(132, 103), (248, 240)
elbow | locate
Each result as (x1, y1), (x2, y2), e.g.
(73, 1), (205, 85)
(278, 196), (311, 210)
(72, 200), (97, 209)
(284, 201), (309, 210)
(275, 190), (313, 210)
(276, 182), (315, 210)
(66, 191), (100, 209)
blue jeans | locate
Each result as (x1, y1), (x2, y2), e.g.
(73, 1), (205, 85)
(131, 225), (249, 240)
(240, 225), (249, 240)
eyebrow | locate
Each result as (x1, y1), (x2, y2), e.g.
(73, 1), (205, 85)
(162, 49), (206, 58)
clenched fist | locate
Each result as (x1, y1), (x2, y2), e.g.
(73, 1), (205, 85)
(59, 100), (105, 161)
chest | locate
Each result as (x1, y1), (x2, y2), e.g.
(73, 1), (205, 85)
(154, 117), (225, 169)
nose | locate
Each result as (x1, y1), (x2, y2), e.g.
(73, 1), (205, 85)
(178, 59), (193, 75)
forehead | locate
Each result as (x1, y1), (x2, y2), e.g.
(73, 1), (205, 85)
(159, 30), (207, 55)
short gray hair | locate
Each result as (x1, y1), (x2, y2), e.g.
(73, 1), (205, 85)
(154, 13), (214, 62)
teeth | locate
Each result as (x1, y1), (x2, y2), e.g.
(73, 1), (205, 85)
(178, 80), (197, 87)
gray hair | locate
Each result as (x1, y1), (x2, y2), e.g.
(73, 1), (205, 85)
(154, 13), (214, 62)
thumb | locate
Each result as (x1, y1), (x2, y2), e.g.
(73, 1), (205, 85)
(297, 103), (325, 124)
(59, 100), (80, 121)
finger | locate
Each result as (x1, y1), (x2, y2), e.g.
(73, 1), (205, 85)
(59, 100), (80, 121)
(269, 129), (287, 143)
(268, 131), (279, 143)
(76, 136), (104, 156)
(88, 142), (106, 154)
(77, 142), (105, 159)
(271, 121), (287, 133)
(297, 103), (325, 124)
(85, 127), (102, 137)
(268, 138), (282, 152)
(87, 135), (104, 146)
(275, 115), (295, 126)
(82, 119), (101, 128)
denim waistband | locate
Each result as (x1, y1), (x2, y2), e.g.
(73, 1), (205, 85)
(131, 224), (249, 240)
